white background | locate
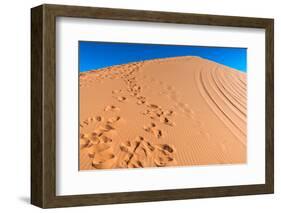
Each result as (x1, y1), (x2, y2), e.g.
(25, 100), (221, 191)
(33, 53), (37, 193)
(0, 0), (279, 212)
(57, 18), (265, 195)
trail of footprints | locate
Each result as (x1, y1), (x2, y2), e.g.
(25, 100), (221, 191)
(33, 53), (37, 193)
(80, 113), (176, 169)
(80, 113), (120, 169)
(140, 60), (209, 139)
(145, 72), (204, 128)
(80, 58), (213, 169)
(118, 136), (175, 168)
(80, 62), (176, 169)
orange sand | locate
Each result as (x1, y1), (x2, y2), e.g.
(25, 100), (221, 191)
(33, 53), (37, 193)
(79, 56), (247, 170)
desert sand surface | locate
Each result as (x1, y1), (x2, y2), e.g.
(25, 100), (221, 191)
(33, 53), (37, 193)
(79, 56), (247, 170)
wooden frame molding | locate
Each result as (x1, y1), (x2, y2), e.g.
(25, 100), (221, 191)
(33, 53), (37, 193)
(31, 4), (274, 208)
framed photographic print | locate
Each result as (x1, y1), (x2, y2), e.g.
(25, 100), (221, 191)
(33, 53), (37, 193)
(31, 4), (274, 208)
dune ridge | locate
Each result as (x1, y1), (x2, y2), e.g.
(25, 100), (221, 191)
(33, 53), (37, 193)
(79, 56), (247, 170)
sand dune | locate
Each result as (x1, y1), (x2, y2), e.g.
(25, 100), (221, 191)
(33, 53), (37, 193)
(79, 56), (247, 170)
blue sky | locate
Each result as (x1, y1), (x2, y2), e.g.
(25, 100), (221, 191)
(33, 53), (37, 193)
(79, 41), (247, 72)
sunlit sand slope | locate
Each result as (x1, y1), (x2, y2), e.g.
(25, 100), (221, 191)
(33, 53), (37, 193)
(79, 56), (247, 170)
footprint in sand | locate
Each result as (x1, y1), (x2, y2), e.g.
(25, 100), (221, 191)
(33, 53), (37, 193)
(175, 102), (195, 118)
(137, 99), (146, 105)
(94, 116), (103, 122)
(118, 137), (149, 168)
(153, 144), (176, 167)
(115, 96), (127, 102)
(96, 122), (115, 132)
(132, 85), (141, 92)
(104, 105), (120, 112)
(142, 104), (175, 126)
(80, 115), (103, 128)
(107, 116), (121, 124)
(143, 122), (164, 139)
(129, 81), (141, 93)
(80, 132), (106, 149)
(136, 96), (146, 105)
(112, 89), (122, 94)
(147, 103), (159, 109)
(88, 143), (116, 169)
(118, 136), (176, 168)
(80, 125), (115, 149)
(80, 136), (92, 149)
(159, 116), (174, 126)
(80, 115), (121, 147)
(164, 109), (175, 116)
(129, 92), (138, 97)
(81, 116), (124, 169)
